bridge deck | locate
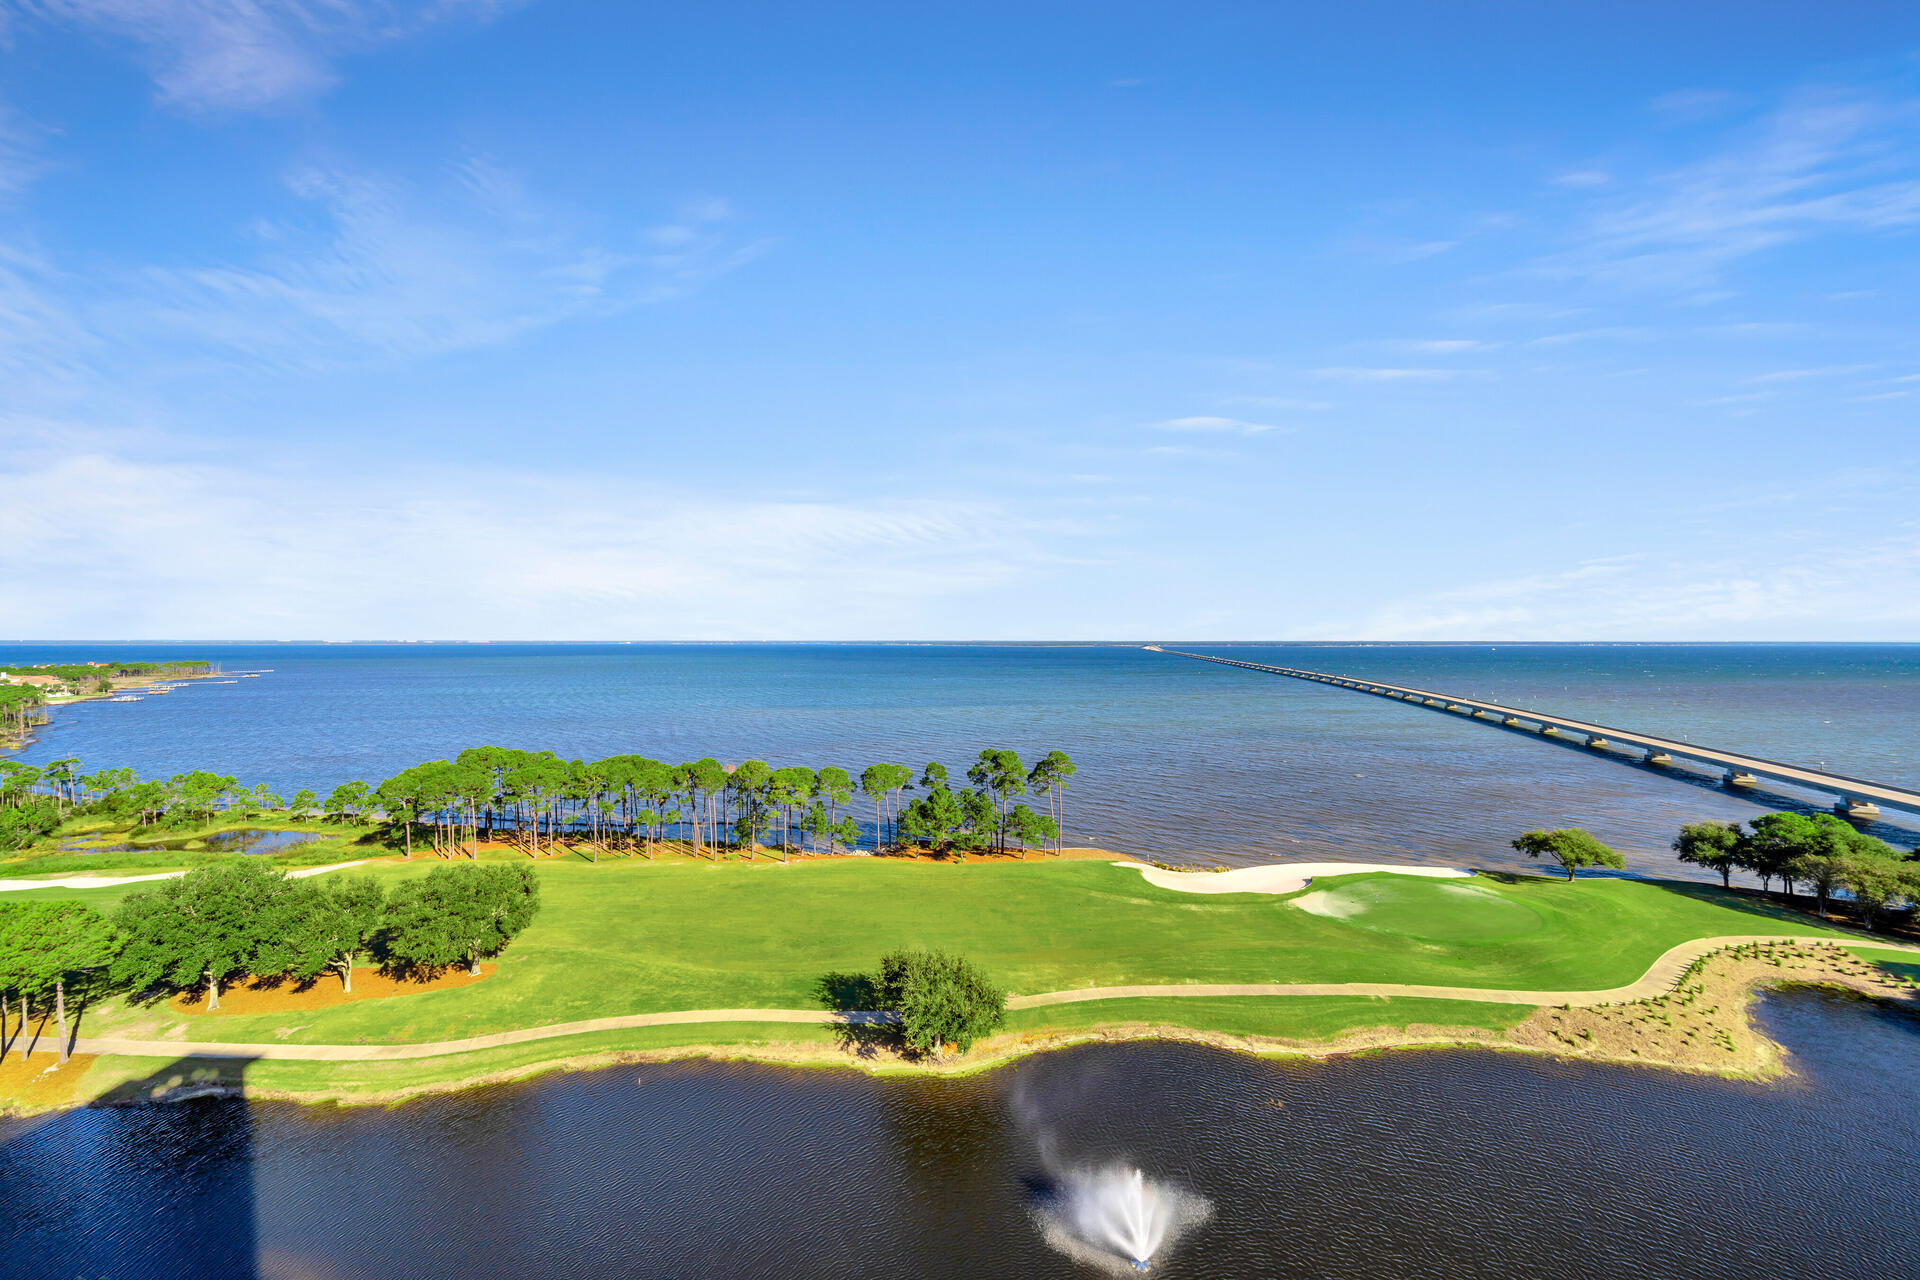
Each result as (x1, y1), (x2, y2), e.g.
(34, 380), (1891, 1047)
(1149, 647), (1920, 817)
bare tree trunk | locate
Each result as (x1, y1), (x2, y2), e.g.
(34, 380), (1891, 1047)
(205, 969), (221, 1012)
(55, 978), (68, 1064)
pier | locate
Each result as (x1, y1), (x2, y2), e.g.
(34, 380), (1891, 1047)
(1148, 646), (1920, 823)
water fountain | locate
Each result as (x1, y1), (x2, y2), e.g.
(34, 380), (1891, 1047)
(1034, 1163), (1210, 1273)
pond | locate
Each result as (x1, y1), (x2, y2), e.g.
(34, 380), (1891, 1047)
(2, 989), (1915, 1279)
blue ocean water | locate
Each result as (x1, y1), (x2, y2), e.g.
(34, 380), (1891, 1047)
(4, 643), (1916, 878)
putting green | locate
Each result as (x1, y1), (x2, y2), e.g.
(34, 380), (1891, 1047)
(1290, 875), (1546, 944)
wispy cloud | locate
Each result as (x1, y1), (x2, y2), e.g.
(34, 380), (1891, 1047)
(1747, 364), (1873, 382)
(1649, 88), (1737, 122)
(1225, 396), (1333, 411)
(1311, 366), (1468, 382)
(11, 159), (761, 374)
(1395, 338), (1494, 354)
(0, 426), (1074, 639)
(1150, 415), (1287, 435)
(1300, 524), (1920, 641)
(0, 106), (47, 199)
(12, 0), (515, 111)
(1525, 326), (1655, 346)
(1552, 170), (1612, 188)
(1540, 78), (1920, 293)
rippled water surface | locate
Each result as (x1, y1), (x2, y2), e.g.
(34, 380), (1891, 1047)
(2, 991), (1915, 1279)
(5, 643), (1918, 875)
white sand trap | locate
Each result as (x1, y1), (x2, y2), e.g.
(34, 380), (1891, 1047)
(1117, 861), (1474, 897)
(1290, 889), (1363, 919)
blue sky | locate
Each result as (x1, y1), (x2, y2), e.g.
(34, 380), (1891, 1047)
(2, 2), (1918, 640)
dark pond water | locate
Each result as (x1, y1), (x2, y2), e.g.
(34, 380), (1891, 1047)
(3, 990), (1917, 1279)
(56, 829), (324, 857)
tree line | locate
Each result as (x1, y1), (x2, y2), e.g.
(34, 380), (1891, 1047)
(1513, 811), (1920, 932)
(0, 745), (1080, 863)
(363, 746), (1076, 861)
(0, 686), (45, 745)
(0, 759), (319, 851)
(0, 861), (539, 1064)
(1671, 810), (1920, 930)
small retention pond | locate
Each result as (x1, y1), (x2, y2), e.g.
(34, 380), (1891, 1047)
(1, 990), (1916, 1279)
(55, 829), (326, 857)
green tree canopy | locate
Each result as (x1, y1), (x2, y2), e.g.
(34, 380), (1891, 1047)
(1510, 828), (1626, 881)
(1006, 803), (1059, 855)
(877, 946), (1007, 1056)
(385, 863), (541, 975)
(113, 861), (292, 1010)
(1839, 854), (1916, 933)
(259, 876), (385, 992)
(1742, 812), (1843, 896)
(1671, 821), (1744, 888)
(968, 749), (1027, 856)
(861, 763), (913, 848)
(0, 902), (118, 1062)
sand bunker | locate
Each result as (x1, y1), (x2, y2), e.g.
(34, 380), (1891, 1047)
(1290, 889), (1365, 919)
(1118, 861), (1474, 896)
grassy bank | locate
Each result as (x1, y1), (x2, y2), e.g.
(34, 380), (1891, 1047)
(5, 853), (1913, 1111)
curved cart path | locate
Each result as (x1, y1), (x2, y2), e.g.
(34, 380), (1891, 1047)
(0, 860), (371, 893)
(21, 933), (1916, 1063)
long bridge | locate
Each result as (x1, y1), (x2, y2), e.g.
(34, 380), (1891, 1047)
(1147, 646), (1920, 824)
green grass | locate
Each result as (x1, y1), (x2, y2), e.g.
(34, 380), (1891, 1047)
(54, 858), (1873, 1052)
(1849, 945), (1920, 984)
(1289, 877), (1547, 943)
(1001, 994), (1529, 1041)
(76, 1022), (851, 1104)
(67, 996), (1530, 1107)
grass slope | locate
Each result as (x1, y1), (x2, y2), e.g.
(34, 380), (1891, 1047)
(61, 857), (1867, 1051)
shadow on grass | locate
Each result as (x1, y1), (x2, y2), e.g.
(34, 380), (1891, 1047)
(1653, 877), (1918, 942)
(812, 970), (903, 1060)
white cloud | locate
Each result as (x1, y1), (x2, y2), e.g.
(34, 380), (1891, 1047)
(1384, 239), (1457, 262)
(0, 429), (1074, 639)
(6, 159), (761, 375)
(1150, 415), (1286, 435)
(0, 106), (47, 199)
(1311, 366), (1466, 381)
(1747, 364), (1873, 382)
(1396, 338), (1492, 353)
(12, 0), (514, 111)
(1525, 326), (1655, 346)
(1300, 534), (1920, 641)
(1541, 81), (1920, 293)
(1649, 88), (1736, 121)
(1225, 396), (1333, 411)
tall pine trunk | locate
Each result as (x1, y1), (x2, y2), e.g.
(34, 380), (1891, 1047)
(55, 978), (68, 1064)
